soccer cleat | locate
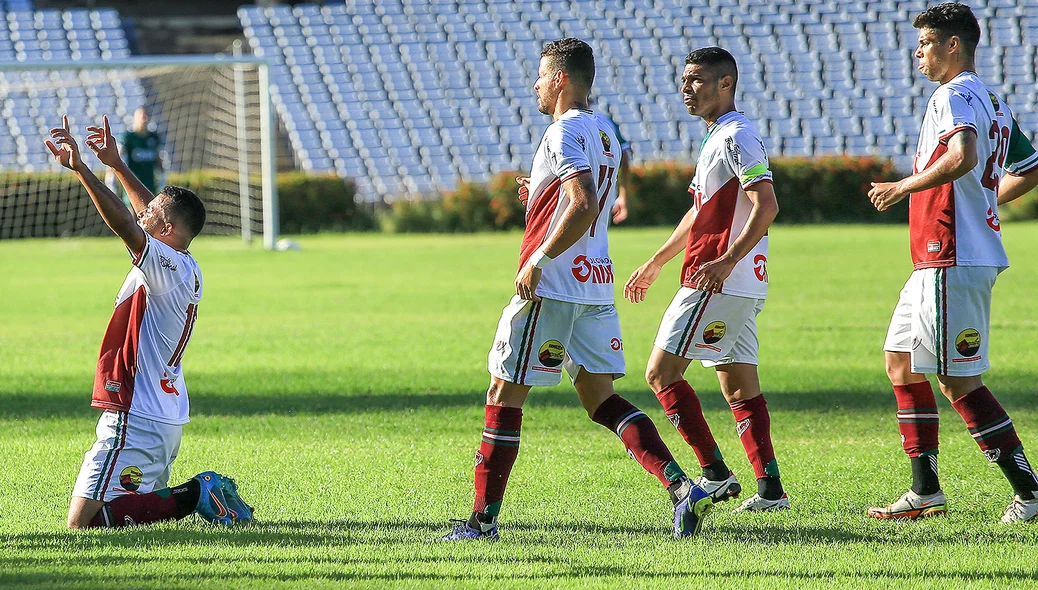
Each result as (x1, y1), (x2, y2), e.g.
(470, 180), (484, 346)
(219, 476), (255, 523)
(692, 471), (742, 503)
(673, 482), (713, 538)
(430, 519), (499, 542)
(193, 471), (237, 525)
(1001, 496), (1038, 524)
(734, 493), (791, 513)
(867, 489), (945, 520)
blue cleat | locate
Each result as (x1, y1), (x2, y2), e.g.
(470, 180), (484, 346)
(193, 471), (235, 525)
(219, 475), (255, 523)
(673, 482), (713, 538)
(429, 519), (499, 542)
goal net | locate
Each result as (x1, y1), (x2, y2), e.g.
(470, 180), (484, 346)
(0, 55), (279, 248)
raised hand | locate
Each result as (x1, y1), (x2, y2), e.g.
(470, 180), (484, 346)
(85, 115), (121, 167)
(45, 115), (85, 171)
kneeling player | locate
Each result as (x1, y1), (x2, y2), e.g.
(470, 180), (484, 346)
(625, 48), (788, 512)
(47, 115), (254, 528)
(435, 39), (710, 541)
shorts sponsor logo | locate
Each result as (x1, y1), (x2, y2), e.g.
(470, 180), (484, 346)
(571, 255), (614, 284)
(160, 372), (180, 396)
(927, 240), (941, 253)
(538, 340), (565, 368)
(120, 466), (143, 492)
(703, 321), (726, 344)
(104, 380), (121, 393)
(955, 328), (981, 357)
(753, 254), (768, 282)
(736, 418), (751, 437)
(986, 207), (1001, 232)
(609, 338), (623, 351)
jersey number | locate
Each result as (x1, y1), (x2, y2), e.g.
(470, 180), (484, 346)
(981, 121), (1010, 191)
(589, 165), (616, 238)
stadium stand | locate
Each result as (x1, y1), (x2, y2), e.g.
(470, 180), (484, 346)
(239, 0), (1038, 201)
(0, 3), (139, 170)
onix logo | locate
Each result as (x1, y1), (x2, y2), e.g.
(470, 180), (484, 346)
(571, 255), (615, 284)
(609, 337), (623, 351)
(753, 254), (769, 282)
(986, 207), (1001, 232)
(160, 372), (180, 396)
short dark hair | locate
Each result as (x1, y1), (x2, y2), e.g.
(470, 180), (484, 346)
(913, 2), (980, 57)
(541, 37), (595, 91)
(160, 185), (206, 238)
(685, 46), (739, 90)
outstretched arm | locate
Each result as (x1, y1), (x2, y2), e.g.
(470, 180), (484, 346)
(47, 115), (146, 255)
(87, 115), (156, 215)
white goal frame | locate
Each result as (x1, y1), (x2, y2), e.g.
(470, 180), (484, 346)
(0, 54), (280, 249)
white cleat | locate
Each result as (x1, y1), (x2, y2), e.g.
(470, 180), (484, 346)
(734, 493), (790, 513)
(1001, 496), (1038, 524)
(868, 489), (946, 520)
(692, 471), (742, 503)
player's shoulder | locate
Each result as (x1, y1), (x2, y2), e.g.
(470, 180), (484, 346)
(720, 113), (764, 145)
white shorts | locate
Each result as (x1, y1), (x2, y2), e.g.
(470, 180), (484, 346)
(488, 295), (625, 387)
(654, 287), (765, 367)
(884, 266), (998, 377)
(72, 410), (182, 503)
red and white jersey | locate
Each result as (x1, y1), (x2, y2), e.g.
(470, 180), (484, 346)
(910, 72), (1012, 270)
(683, 111), (773, 299)
(518, 108), (621, 305)
(92, 234), (202, 425)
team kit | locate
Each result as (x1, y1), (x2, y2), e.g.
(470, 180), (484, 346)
(46, 3), (1038, 537)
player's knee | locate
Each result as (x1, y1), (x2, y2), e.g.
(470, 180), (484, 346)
(644, 364), (676, 392)
(884, 356), (912, 384)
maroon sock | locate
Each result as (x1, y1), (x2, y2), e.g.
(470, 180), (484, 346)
(472, 405), (522, 519)
(730, 395), (779, 480)
(592, 394), (685, 486)
(893, 382), (940, 457)
(87, 480), (199, 528)
(952, 386), (1021, 462)
(655, 380), (723, 468)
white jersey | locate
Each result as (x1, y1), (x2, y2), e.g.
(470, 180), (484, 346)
(519, 108), (621, 304)
(683, 111), (773, 299)
(92, 234), (202, 425)
(910, 71), (1016, 270)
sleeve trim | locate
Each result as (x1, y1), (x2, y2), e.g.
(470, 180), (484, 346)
(559, 168), (592, 182)
(1006, 160), (1038, 177)
(938, 125), (977, 144)
(742, 178), (774, 191)
(132, 239), (150, 267)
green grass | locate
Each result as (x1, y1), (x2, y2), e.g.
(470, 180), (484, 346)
(2, 224), (1038, 589)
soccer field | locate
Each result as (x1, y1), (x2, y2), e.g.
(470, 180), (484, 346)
(2, 224), (1037, 589)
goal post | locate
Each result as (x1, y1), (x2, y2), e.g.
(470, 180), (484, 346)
(0, 54), (280, 249)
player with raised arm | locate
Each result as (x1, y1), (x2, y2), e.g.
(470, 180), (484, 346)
(625, 47), (788, 512)
(47, 115), (254, 529)
(435, 38), (711, 542)
(867, 3), (1038, 523)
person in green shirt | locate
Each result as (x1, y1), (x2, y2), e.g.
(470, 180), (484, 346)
(120, 107), (164, 196)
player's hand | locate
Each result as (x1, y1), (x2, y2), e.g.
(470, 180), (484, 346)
(624, 260), (662, 303)
(611, 195), (628, 223)
(515, 262), (542, 301)
(688, 256), (736, 293)
(869, 181), (908, 212)
(516, 176), (530, 206)
(45, 115), (86, 172)
(85, 115), (121, 167)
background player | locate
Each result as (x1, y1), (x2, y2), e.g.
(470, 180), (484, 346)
(437, 38), (711, 541)
(47, 115), (254, 529)
(625, 47), (788, 512)
(121, 106), (165, 196)
(867, 3), (1038, 523)
(587, 97), (635, 224)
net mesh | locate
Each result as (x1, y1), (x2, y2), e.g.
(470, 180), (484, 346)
(0, 62), (265, 240)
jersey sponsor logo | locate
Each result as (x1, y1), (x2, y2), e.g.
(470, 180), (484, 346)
(159, 254), (178, 272)
(725, 136), (742, 167)
(160, 372), (180, 396)
(576, 135), (587, 152)
(986, 90), (999, 113)
(609, 337), (623, 351)
(193, 273), (201, 297)
(571, 255), (614, 284)
(986, 208), (1001, 232)
(538, 340), (565, 368)
(104, 380), (122, 393)
(599, 129), (613, 157)
(736, 418), (751, 437)
(955, 328), (981, 358)
(753, 254), (769, 282)
(119, 466), (143, 492)
(703, 321), (726, 344)
(927, 240), (942, 253)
